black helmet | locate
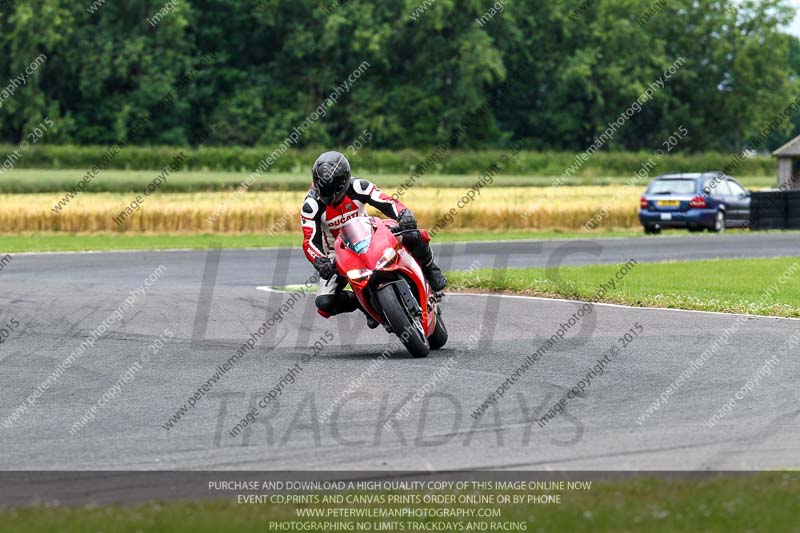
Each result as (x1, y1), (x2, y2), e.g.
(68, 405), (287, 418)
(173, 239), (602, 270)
(312, 151), (351, 205)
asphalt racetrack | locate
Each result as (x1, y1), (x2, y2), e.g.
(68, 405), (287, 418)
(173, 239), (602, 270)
(1, 233), (798, 476)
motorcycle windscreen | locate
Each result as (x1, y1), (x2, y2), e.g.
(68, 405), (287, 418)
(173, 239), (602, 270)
(339, 217), (373, 254)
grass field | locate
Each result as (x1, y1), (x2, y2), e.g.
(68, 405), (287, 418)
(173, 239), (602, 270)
(0, 169), (778, 193)
(447, 257), (800, 317)
(2, 473), (798, 532)
(3, 187), (644, 232)
(0, 169), (780, 233)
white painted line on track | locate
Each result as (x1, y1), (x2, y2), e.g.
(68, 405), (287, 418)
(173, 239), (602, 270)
(256, 286), (282, 293)
(255, 285), (800, 322)
(447, 292), (800, 321)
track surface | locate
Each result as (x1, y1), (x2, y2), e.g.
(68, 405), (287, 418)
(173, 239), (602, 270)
(8, 232), (800, 277)
(0, 234), (798, 476)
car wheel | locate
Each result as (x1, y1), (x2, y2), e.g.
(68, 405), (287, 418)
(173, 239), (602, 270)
(643, 225), (660, 235)
(710, 210), (726, 233)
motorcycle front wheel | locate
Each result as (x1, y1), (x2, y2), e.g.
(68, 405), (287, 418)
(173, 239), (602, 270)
(428, 312), (448, 350)
(376, 284), (430, 358)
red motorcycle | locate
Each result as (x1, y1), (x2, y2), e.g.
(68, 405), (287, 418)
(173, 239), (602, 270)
(335, 216), (447, 358)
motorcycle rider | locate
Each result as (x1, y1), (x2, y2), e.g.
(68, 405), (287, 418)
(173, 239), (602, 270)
(301, 151), (447, 325)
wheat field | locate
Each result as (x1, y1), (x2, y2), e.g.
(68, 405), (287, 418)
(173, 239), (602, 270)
(1, 187), (642, 233)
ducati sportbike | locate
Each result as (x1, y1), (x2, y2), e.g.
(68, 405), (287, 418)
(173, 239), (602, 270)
(334, 216), (447, 358)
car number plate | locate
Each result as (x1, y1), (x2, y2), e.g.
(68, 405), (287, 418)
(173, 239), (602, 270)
(657, 200), (680, 206)
(660, 213), (672, 221)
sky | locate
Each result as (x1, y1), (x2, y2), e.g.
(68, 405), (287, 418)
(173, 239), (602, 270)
(789, 0), (800, 36)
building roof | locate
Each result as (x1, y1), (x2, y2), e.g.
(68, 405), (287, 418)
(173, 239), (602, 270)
(772, 134), (800, 156)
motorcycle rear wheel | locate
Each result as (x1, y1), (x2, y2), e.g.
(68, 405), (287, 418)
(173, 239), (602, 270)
(377, 285), (430, 358)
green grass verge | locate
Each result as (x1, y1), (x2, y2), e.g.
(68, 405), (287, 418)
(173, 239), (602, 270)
(0, 169), (776, 193)
(0, 229), (644, 253)
(448, 257), (800, 317)
(2, 473), (797, 532)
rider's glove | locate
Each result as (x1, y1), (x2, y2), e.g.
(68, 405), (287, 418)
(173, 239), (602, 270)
(397, 209), (417, 231)
(313, 256), (336, 280)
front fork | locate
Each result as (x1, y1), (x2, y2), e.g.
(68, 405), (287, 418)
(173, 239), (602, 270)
(373, 278), (423, 334)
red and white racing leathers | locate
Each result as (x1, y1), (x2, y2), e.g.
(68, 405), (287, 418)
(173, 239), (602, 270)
(300, 178), (407, 263)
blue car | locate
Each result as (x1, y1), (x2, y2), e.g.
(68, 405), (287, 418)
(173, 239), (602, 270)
(639, 172), (751, 234)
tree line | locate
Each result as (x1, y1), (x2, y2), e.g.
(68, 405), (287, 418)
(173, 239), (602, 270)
(0, 0), (798, 153)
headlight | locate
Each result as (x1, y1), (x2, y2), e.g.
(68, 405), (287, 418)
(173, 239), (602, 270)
(346, 268), (373, 282)
(375, 247), (398, 270)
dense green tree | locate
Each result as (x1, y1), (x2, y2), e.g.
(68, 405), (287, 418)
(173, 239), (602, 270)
(0, 0), (797, 152)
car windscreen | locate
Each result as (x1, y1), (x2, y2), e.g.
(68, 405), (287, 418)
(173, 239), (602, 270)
(647, 179), (697, 195)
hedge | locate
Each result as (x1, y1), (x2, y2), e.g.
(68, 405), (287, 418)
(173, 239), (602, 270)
(0, 145), (776, 177)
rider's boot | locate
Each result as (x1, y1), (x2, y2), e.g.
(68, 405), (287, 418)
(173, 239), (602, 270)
(422, 258), (447, 292)
(410, 240), (447, 292)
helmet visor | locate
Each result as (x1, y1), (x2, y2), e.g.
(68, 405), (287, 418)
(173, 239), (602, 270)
(318, 176), (348, 204)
